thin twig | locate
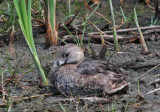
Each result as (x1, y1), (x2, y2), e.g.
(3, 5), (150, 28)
(145, 88), (160, 95)
(145, 0), (154, 10)
(0, 93), (52, 107)
(147, 79), (160, 85)
(83, 0), (111, 24)
(83, 16), (113, 45)
(60, 33), (157, 45)
(128, 63), (160, 85)
(88, 25), (160, 35)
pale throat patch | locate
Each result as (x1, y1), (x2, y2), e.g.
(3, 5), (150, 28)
(76, 51), (83, 61)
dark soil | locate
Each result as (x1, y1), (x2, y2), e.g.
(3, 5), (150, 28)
(0, 32), (160, 112)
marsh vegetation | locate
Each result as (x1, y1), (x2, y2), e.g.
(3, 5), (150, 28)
(0, 0), (160, 111)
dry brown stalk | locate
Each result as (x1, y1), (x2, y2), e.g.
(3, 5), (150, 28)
(89, 25), (160, 35)
(9, 25), (17, 59)
(83, 0), (111, 24)
(134, 9), (148, 54)
(45, 0), (58, 48)
(91, 0), (100, 5)
(145, 88), (160, 95)
(84, 16), (109, 45)
(0, 93), (53, 107)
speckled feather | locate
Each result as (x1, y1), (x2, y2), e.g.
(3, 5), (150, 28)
(50, 44), (128, 96)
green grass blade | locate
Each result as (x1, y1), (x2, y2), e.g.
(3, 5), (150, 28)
(109, 0), (119, 51)
(13, 0), (22, 21)
(32, 52), (48, 85)
(13, 0), (48, 85)
(27, 0), (37, 53)
(19, 0), (30, 42)
(48, 0), (56, 29)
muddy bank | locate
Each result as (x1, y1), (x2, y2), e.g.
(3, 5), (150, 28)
(0, 32), (160, 111)
(0, 0), (160, 111)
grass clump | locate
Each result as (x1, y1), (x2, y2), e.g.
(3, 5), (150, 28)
(13, 0), (48, 86)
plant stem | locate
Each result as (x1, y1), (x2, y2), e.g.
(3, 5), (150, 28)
(109, 0), (119, 51)
(134, 8), (148, 54)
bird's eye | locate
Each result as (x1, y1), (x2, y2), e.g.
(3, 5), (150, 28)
(63, 53), (69, 58)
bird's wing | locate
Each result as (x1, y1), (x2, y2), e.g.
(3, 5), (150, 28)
(77, 58), (122, 75)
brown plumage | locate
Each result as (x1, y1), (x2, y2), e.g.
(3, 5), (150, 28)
(50, 44), (128, 96)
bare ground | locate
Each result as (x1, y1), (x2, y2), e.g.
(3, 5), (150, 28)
(0, 32), (160, 111)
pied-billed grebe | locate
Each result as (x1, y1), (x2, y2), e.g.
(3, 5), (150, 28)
(50, 44), (128, 96)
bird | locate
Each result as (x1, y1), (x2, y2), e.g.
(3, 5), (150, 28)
(50, 44), (128, 96)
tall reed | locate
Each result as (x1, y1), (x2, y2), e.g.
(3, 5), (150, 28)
(44, 0), (58, 47)
(13, 0), (48, 86)
(109, 0), (119, 51)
